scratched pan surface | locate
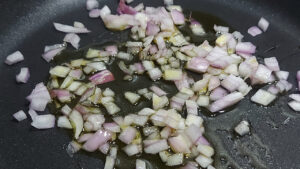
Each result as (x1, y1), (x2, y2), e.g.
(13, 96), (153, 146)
(1, 0), (300, 169)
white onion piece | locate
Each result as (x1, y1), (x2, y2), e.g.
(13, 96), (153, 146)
(5, 51), (24, 65)
(69, 110), (83, 139)
(184, 124), (202, 143)
(276, 80), (293, 92)
(208, 76), (220, 91)
(264, 57), (280, 71)
(134, 3), (144, 12)
(185, 115), (203, 127)
(74, 21), (85, 28)
(234, 120), (250, 136)
(83, 129), (112, 152)
(148, 68), (162, 81)
(144, 139), (169, 154)
(232, 31), (244, 41)
(103, 122), (120, 133)
(31, 114), (55, 129)
(185, 100), (198, 115)
(288, 101), (300, 111)
(213, 25), (229, 34)
(138, 107), (155, 116)
(119, 126), (137, 144)
(209, 92), (244, 112)
(86, 0), (99, 10)
(275, 71), (289, 80)
(99, 143), (110, 154)
(13, 110), (27, 122)
(289, 94), (300, 102)
(104, 156), (115, 169)
(54, 23), (90, 33)
(124, 91), (141, 104)
(197, 144), (214, 157)
(123, 144), (141, 156)
(101, 14), (136, 31)
(28, 109), (38, 120)
(103, 102), (120, 115)
(247, 26), (262, 37)
(221, 74), (242, 92)
(136, 159), (146, 169)
(166, 153), (184, 166)
(16, 67), (30, 83)
(197, 95), (209, 107)
(195, 155), (213, 168)
(27, 83), (51, 111)
(57, 116), (72, 129)
(258, 17), (269, 32)
(66, 141), (81, 157)
(253, 64), (272, 83)
(251, 89), (276, 106)
(63, 33), (80, 49)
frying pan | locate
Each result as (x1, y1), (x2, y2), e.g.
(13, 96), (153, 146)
(1, 0), (300, 168)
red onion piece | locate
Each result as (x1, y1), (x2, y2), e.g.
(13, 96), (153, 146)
(118, 126), (137, 144)
(101, 14), (137, 31)
(148, 68), (162, 81)
(13, 110), (27, 122)
(179, 162), (198, 169)
(86, 0), (99, 10)
(258, 17), (269, 32)
(252, 64), (272, 84)
(89, 70), (115, 85)
(69, 69), (83, 79)
(251, 89), (276, 106)
(144, 139), (169, 154)
(103, 122), (120, 133)
(99, 143), (110, 154)
(275, 71), (289, 80)
(174, 73), (191, 91)
(264, 57), (280, 71)
(168, 134), (191, 153)
(54, 23), (90, 33)
(42, 46), (65, 62)
(83, 129), (112, 152)
(195, 136), (210, 146)
(289, 94), (300, 102)
(51, 89), (72, 103)
(150, 85), (167, 96)
(186, 100), (198, 115)
(214, 25), (229, 34)
(134, 62), (145, 74)
(267, 85), (280, 95)
(63, 33), (80, 49)
(31, 114), (55, 129)
(146, 21), (160, 36)
(209, 92), (244, 112)
(208, 76), (220, 91)
(105, 45), (118, 56)
(210, 87), (228, 101)
(89, 9), (101, 18)
(78, 133), (94, 143)
(16, 67), (30, 83)
(221, 74), (242, 92)
(117, 0), (137, 15)
(27, 83), (51, 111)
(28, 109), (38, 120)
(5, 51), (24, 65)
(186, 57), (209, 73)
(276, 80), (293, 92)
(247, 26), (262, 37)
(236, 42), (256, 55)
(170, 9), (185, 25)
(185, 124), (202, 144)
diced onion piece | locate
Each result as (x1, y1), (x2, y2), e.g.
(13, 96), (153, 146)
(138, 108), (155, 116)
(103, 122), (120, 133)
(236, 42), (256, 55)
(109, 146), (118, 158)
(66, 141), (81, 157)
(57, 116), (72, 129)
(86, 0), (99, 10)
(124, 92), (141, 104)
(103, 88), (115, 97)
(53, 23), (90, 33)
(153, 94), (169, 110)
(166, 153), (184, 166)
(74, 21), (85, 28)
(16, 67), (30, 83)
(213, 25), (229, 34)
(119, 126), (137, 144)
(78, 133), (93, 143)
(89, 70), (115, 85)
(168, 134), (191, 153)
(170, 9), (185, 25)
(83, 129), (112, 152)
(251, 89), (276, 106)
(197, 144), (214, 157)
(258, 17), (269, 32)
(13, 110), (27, 122)
(185, 100), (198, 115)
(253, 64), (272, 83)
(179, 162), (198, 169)
(63, 33), (80, 49)
(210, 87), (228, 101)
(117, 52), (133, 61)
(186, 57), (209, 73)
(103, 102), (120, 115)
(195, 155), (213, 168)
(197, 95), (209, 107)
(164, 69), (183, 81)
(247, 26), (262, 37)
(89, 9), (101, 18)
(209, 92), (244, 112)
(234, 120), (250, 136)
(185, 124), (203, 143)
(185, 114), (203, 127)
(275, 71), (289, 80)
(49, 66), (71, 78)
(288, 101), (300, 111)
(104, 156), (115, 169)
(69, 110), (83, 139)
(150, 86), (167, 96)
(28, 109), (38, 120)
(31, 114), (55, 129)
(159, 151), (171, 162)
(99, 143), (110, 154)
(136, 159), (146, 169)
(164, 0), (173, 5)
(148, 68), (162, 81)
(5, 51), (24, 65)
(60, 76), (73, 89)
(144, 139), (169, 154)
(264, 57), (280, 71)
(123, 144), (141, 156)
(289, 94), (300, 102)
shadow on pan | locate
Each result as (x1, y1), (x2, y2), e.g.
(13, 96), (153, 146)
(0, 0), (300, 169)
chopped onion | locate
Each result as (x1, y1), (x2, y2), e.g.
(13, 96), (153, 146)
(289, 94), (300, 102)
(31, 114), (55, 129)
(258, 17), (269, 32)
(83, 129), (112, 152)
(213, 25), (229, 34)
(164, 0), (173, 5)
(86, 0), (99, 10)
(166, 153), (184, 166)
(63, 33), (80, 49)
(69, 110), (83, 139)
(288, 101), (300, 111)
(103, 122), (120, 133)
(168, 134), (191, 153)
(119, 126), (137, 144)
(275, 71), (289, 80)
(104, 156), (115, 169)
(5, 51), (24, 65)
(16, 67), (30, 83)
(124, 91), (141, 104)
(247, 26), (262, 37)
(148, 68), (162, 81)
(210, 87), (228, 101)
(123, 144), (141, 156)
(117, 0), (137, 15)
(264, 57), (280, 71)
(236, 42), (256, 55)
(186, 57), (209, 73)
(209, 92), (244, 112)
(195, 155), (213, 168)
(197, 144), (214, 157)
(57, 116), (72, 129)
(99, 143), (110, 154)
(136, 159), (146, 169)
(234, 120), (250, 136)
(42, 46), (66, 62)
(186, 100), (198, 115)
(89, 9), (101, 18)
(144, 139), (169, 154)
(170, 9), (185, 25)
(13, 110), (27, 122)
(53, 23), (90, 33)
(251, 89), (276, 106)
(267, 85), (280, 95)
(89, 70), (115, 85)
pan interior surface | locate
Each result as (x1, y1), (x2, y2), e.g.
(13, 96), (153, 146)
(0, 0), (300, 169)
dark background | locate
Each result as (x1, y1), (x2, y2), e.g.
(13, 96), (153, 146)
(0, 0), (300, 168)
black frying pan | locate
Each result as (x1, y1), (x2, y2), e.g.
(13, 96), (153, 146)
(1, 0), (300, 169)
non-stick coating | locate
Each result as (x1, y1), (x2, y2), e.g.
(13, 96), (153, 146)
(1, 0), (300, 169)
